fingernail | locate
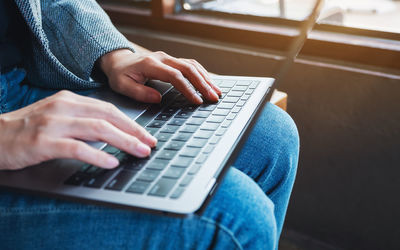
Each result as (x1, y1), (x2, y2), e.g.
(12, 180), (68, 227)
(148, 92), (161, 103)
(214, 86), (222, 96)
(106, 156), (119, 168)
(137, 143), (151, 157)
(147, 135), (157, 147)
(194, 94), (203, 104)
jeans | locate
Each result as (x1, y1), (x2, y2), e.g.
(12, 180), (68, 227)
(0, 68), (300, 250)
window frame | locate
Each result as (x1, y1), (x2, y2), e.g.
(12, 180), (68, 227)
(99, 0), (400, 71)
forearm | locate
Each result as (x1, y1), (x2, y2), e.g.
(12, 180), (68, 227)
(40, 0), (135, 80)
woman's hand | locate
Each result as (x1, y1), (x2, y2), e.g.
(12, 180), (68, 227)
(98, 49), (222, 104)
(0, 90), (157, 170)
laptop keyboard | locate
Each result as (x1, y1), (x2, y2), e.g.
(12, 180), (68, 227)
(64, 79), (259, 199)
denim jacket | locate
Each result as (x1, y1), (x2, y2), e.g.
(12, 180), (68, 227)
(13, 0), (135, 90)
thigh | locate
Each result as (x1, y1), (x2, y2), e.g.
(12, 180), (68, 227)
(0, 168), (276, 250)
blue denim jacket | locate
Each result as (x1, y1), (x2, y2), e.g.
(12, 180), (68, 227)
(0, 0), (135, 113)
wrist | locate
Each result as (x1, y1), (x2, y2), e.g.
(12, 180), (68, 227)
(99, 49), (134, 78)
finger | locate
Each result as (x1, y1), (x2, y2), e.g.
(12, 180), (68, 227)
(50, 139), (120, 169)
(181, 59), (222, 96)
(45, 91), (157, 147)
(58, 117), (152, 158)
(72, 102), (156, 147)
(162, 57), (219, 102)
(141, 58), (203, 104)
(111, 75), (162, 104)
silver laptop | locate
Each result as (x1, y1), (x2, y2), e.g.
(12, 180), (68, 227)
(0, 0), (323, 215)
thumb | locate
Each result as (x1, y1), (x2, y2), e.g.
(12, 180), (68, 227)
(111, 76), (162, 103)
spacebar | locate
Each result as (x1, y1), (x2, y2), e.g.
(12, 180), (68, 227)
(135, 88), (179, 127)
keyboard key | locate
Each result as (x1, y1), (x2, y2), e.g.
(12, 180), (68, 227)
(156, 132), (173, 142)
(212, 79), (222, 85)
(226, 113), (237, 120)
(200, 122), (219, 131)
(187, 138), (208, 148)
(245, 89), (254, 95)
(221, 120), (232, 128)
(163, 166), (186, 179)
(241, 95), (250, 101)
(195, 154), (208, 164)
(194, 130), (214, 139)
(236, 100), (246, 107)
(215, 128), (227, 136)
(223, 97), (240, 103)
(180, 175), (194, 187)
(126, 180), (151, 194)
(207, 116), (225, 123)
(84, 169), (116, 188)
(180, 125), (198, 133)
(155, 113), (173, 121)
(220, 88), (230, 94)
(170, 187), (185, 199)
(147, 120), (166, 128)
(249, 81), (259, 89)
(199, 104), (217, 111)
(168, 118), (186, 126)
(160, 125), (180, 133)
(232, 85), (248, 91)
(186, 118), (205, 126)
(218, 103), (235, 109)
(236, 80), (252, 86)
(227, 91), (243, 97)
(212, 109), (230, 116)
(163, 107), (179, 114)
(149, 178), (177, 197)
(219, 80), (236, 88)
(64, 172), (88, 186)
(180, 147), (201, 158)
(147, 159), (169, 170)
(146, 127), (159, 135)
(182, 105), (198, 112)
(231, 107), (241, 113)
(172, 133), (192, 142)
(156, 149), (178, 160)
(188, 164), (202, 175)
(121, 157), (148, 171)
(137, 169), (161, 182)
(203, 145), (215, 154)
(175, 111), (192, 119)
(209, 136), (221, 145)
(171, 156), (193, 168)
(192, 111), (211, 118)
(102, 145), (120, 155)
(105, 170), (137, 191)
(164, 141), (185, 151)
(78, 164), (92, 173)
(153, 141), (166, 151)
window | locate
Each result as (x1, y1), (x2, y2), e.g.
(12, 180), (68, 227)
(182, 0), (400, 34)
(99, 0), (400, 71)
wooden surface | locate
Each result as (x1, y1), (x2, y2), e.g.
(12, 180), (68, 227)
(132, 42), (288, 111)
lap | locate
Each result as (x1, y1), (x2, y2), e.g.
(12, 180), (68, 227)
(0, 168), (276, 250)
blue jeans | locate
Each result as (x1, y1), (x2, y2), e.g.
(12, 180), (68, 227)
(0, 68), (299, 249)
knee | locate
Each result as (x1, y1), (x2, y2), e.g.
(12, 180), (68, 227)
(262, 104), (299, 157)
(203, 169), (277, 249)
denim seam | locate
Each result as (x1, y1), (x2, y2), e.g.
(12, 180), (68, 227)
(0, 206), (107, 215)
(199, 216), (243, 250)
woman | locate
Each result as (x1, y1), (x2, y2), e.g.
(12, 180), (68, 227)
(0, 0), (299, 249)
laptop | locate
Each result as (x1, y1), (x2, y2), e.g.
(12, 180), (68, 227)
(0, 0), (324, 215)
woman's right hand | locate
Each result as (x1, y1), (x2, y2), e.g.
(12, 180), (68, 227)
(0, 90), (157, 171)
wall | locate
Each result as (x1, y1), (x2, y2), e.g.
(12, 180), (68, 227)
(122, 27), (400, 249)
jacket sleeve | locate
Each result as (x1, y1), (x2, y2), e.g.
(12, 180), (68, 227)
(40, 0), (135, 81)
